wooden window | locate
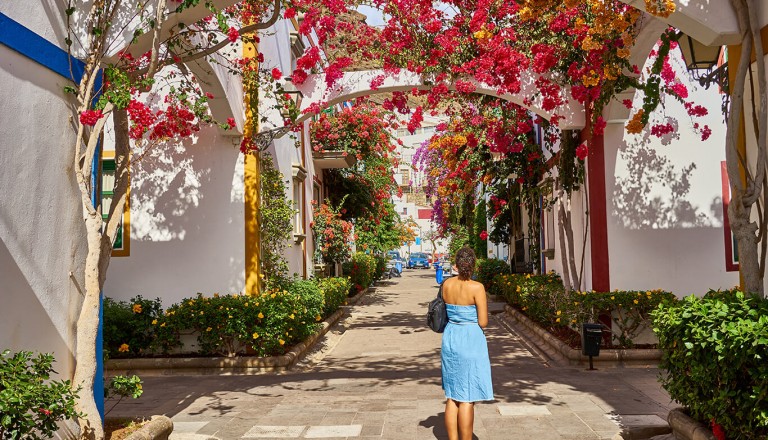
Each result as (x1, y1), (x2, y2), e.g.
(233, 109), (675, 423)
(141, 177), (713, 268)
(101, 153), (129, 256)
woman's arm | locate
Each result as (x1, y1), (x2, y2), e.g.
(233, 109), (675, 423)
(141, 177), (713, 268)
(475, 285), (488, 328)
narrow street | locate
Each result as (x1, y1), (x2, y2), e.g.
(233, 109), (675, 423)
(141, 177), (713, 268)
(109, 270), (674, 440)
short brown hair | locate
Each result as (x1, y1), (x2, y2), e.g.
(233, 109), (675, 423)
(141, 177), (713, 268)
(455, 246), (476, 278)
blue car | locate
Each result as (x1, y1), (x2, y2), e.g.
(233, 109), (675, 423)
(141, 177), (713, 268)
(407, 252), (430, 269)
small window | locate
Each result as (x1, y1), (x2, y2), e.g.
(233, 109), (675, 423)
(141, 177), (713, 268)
(292, 164), (307, 243)
(400, 167), (411, 186)
(101, 155), (129, 256)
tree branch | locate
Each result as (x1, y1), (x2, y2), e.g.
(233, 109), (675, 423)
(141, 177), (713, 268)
(145, 0), (169, 79)
(135, 0), (282, 76)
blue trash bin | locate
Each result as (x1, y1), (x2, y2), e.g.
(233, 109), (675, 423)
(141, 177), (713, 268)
(434, 262), (443, 284)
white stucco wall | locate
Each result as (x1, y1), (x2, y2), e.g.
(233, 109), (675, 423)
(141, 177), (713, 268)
(542, 176), (592, 290)
(104, 17), (319, 304)
(258, 19), (314, 278)
(604, 49), (738, 296)
(0, 13), (86, 378)
(103, 127), (246, 305)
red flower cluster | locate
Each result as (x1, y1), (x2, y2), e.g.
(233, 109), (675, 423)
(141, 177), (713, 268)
(650, 122), (675, 137)
(79, 109), (104, 126)
(575, 142), (588, 160)
(227, 27), (239, 43)
(127, 100), (157, 139)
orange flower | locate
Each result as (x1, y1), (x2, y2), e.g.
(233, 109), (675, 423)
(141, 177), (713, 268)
(626, 110), (645, 134)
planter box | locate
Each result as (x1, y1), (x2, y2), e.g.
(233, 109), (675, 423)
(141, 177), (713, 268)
(312, 150), (356, 169)
(503, 305), (662, 368)
(667, 409), (717, 440)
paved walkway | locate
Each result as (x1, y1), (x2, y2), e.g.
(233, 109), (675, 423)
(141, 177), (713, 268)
(108, 271), (677, 440)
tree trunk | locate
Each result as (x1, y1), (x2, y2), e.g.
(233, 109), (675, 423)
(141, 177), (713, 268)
(725, 0), (766, 297)
(557, 195), (573, 293)
(72, 211), (105, 440)
(562, 197), (580, 290)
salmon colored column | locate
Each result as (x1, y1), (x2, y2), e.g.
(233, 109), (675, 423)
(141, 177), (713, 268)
(583, 110), (610, 291)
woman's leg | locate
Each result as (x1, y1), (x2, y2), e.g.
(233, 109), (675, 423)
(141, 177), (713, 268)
(457, 402), (475, 440)
(444, 398), (459, 440)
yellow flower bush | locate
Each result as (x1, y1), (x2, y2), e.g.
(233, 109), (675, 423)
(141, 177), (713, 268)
(494, 272), (676, 348)
(104, 278), (349, 359)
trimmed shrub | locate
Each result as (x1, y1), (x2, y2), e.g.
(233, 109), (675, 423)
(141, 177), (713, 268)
(317, 277), (351, 317)
(476, 259), (511, 295)
(342, 252), (376, 293)
(652, 290), (768, 439)
(103, 296), (163, 358)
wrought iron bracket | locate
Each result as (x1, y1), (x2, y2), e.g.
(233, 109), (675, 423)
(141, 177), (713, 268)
(253, 125), (292, 151)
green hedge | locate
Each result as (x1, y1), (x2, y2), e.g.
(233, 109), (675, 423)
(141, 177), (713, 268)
(103, 295), (163, 359)
(342, 252), (377, 293)
(495, 272), (674, 348)
(317, 277), (351, 317)
(104, 278), (351, 358)
(476, 259), (511, 295)
(373, 254), (388, 282)
(652, 290), (768, 438)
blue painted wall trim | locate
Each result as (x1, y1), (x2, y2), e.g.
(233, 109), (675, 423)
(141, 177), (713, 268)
(0, 12), (84, 83)
(0, 11), (105, 421)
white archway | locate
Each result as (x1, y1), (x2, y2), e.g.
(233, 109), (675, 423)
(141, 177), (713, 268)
(619, 0), (740, 46)
(294, 69), (586, 130)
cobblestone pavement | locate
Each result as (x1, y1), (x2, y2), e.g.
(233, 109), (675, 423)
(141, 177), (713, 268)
(108, 271), (677, 440)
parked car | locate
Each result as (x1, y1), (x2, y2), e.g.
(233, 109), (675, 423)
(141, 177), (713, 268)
(387, 250), (401, 261)
(386, 250), (403, 277)
(407, 252), (430, 269)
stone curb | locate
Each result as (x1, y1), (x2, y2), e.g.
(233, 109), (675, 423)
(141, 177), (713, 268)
(667, 409), (716, 440)
(503, 305), (662, 367)
(105, 288), (370, 376)
(122, 416), (173, 440)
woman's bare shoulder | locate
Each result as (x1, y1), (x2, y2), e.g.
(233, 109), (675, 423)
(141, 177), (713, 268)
(468, 279), (485, 290)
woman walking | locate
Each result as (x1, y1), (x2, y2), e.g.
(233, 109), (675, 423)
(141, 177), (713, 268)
(440, 247), (494, 440)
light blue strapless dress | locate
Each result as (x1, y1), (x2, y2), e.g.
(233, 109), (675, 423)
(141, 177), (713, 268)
(441, 304), (494, 402)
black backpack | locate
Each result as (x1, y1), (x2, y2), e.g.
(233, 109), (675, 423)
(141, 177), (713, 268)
(427, 285), (448, 333)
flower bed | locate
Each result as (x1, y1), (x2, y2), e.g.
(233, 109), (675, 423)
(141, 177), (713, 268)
(493, 272), (675, 348)
(103, 277), (350, 359)
(476, 258), (511, 296)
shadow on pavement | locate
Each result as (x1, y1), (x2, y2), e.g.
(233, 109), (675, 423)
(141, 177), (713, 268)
(107, 271), (672, 438)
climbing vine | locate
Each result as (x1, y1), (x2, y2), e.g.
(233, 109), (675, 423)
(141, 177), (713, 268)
(260, 153), (295, 289)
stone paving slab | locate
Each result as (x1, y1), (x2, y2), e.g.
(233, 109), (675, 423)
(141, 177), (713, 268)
(109, 271), (677, 439)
